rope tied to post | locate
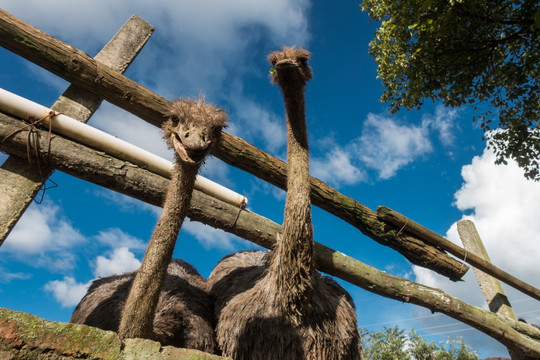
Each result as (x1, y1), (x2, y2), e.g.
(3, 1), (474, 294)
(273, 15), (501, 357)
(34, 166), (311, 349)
(1, 110), (58, 203)
(396, 218), (409, 237)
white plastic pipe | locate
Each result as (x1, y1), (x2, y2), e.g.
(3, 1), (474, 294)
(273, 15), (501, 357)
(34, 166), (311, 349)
(0, 88), (247, 208)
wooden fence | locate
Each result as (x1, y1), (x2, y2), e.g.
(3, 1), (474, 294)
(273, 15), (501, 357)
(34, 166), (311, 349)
(0, 9), (539, 357)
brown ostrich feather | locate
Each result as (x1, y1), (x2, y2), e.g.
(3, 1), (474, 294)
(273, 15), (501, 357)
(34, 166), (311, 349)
(70, 259), (216, 352)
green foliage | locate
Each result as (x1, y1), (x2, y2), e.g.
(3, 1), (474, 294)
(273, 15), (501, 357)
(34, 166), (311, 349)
(360, 327), (479, 360)
(360, 327), (410, 360)
(360, 0), (540, 180)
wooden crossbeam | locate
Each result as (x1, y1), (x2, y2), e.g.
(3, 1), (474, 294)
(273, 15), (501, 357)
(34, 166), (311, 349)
(378, 206), (540, 301)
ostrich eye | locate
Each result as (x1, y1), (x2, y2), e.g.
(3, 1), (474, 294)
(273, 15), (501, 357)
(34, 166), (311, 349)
(170, 115), (180, 126)
(298, 57), (308, 66)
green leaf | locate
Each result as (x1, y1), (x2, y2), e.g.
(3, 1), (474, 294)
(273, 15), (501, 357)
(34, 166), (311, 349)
(361, 0), (540, 180)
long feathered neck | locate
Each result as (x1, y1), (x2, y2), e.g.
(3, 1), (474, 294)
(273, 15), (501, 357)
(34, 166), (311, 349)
(119, 155), (200, 339)
(153, 157), (200, 253)
(270, 80), (314, 318)
(144, 157), (200, 269)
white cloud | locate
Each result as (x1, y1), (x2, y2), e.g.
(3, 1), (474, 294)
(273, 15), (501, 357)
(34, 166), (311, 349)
(1, 202), (85, 271)
(44, 277), (90, 308)
(311, 147), (366, 187)
(95, 228), (147, 252)
(310, 107), (459, 187)
(93, 189), (161, 216)
(3, 0), (310, 45)
(413, 146), (540, 354)
(2, 205), (54, 254)
(94, 246), (141, 278)
(225, 89), (287, 155)
(41, 231), (143, 307)
(1, 0), (310, 101)
(181, 220), (250, 251)
(422, 105), (460, 146)
(90, 103), (171, 161)
(2, 204), (144, 306)
(453, 149), (540, 277)
(354, 113), (433, 179)
(0, 266), (31, 284)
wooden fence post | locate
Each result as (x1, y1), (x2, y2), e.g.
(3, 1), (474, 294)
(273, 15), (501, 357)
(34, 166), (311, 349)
(0, 15), (154, 246)
(457, 220), (536, 360)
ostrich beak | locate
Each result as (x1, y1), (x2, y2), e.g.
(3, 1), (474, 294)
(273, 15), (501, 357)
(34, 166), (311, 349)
(275, 60), (297, 70)
(171, 133), (209, 165)
(171, 133), (196, 164)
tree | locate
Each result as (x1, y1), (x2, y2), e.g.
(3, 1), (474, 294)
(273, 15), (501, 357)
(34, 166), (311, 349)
(360, 327), (479, 360)
(360, 0), (540, 179)
(361, 327), (411, 360)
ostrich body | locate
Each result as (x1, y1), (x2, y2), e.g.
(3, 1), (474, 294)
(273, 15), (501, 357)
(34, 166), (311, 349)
(70, 259), (215, 351)
(209, 48), (362, 359)
(71, 98), (227, 353)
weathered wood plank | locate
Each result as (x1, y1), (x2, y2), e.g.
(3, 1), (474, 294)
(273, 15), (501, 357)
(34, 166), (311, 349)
(457, 220), (531, 360)
(0, 14), (154, 245)
(378, 206), (540, 301)
(0, 113), (539, 356)
(0, 8), (468, 279)
(457, 220), (517, 317)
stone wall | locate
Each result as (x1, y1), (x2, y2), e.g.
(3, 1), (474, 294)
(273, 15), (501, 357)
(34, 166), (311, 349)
(0, 307), (229, 359)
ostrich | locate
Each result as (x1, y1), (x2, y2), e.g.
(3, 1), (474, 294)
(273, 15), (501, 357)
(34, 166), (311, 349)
(208, 47), (362, 359)
(70, 259), (215, 351)
(71, 97), (228, 353)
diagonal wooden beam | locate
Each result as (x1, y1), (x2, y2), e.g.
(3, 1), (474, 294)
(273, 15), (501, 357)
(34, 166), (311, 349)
(0, 112), (538, 356)
(457, 220), (535, 360)
(0, 14), (154, 246)
(457, 220), (519, 316)
(0, 8), (468, 280)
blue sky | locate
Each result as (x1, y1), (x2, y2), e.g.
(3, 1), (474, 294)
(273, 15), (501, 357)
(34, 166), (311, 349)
(1, 1), (539, 357)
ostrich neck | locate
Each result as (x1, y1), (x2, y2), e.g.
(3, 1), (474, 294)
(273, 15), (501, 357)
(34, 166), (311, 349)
(271, 83), (314, 315)
(141, 157), (199, 277)
(119, 155), (200, 339)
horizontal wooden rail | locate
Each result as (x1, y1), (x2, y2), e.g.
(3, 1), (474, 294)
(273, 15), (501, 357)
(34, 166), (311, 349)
(0, 8), (468, 280)
(1, 112), (538, 356)
(377, 206), (540, 301)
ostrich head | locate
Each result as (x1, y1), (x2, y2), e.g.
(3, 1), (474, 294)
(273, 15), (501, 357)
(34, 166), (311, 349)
(162, 97), (228, 165)
(268, 47), (312, 88)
